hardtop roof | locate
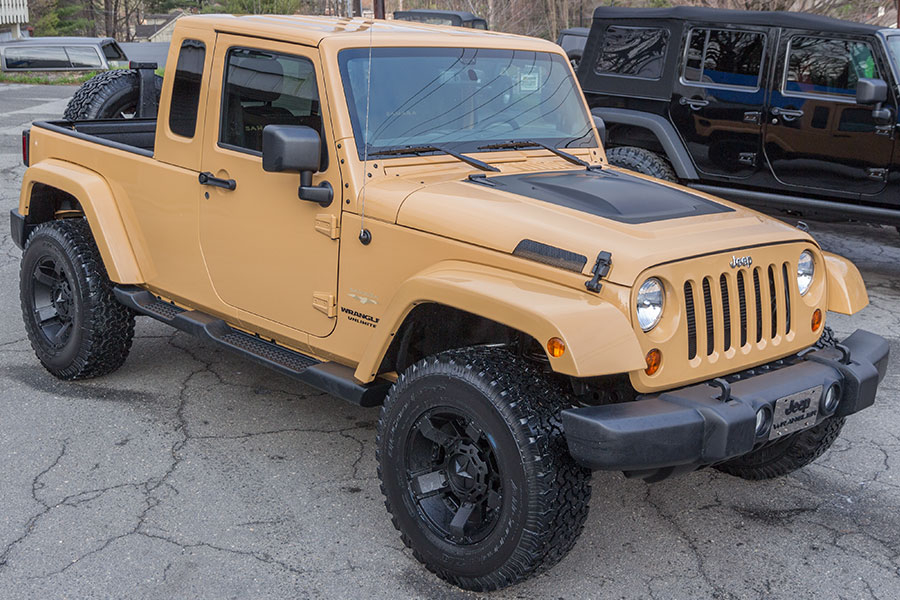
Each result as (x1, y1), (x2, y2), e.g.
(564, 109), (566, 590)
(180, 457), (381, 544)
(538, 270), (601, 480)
(592, 6), (882, 35)
(0, 36), (118, 46)
(176, 14), (524, 46)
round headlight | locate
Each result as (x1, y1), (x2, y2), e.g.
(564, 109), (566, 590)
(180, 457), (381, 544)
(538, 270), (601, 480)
(636, 278), (665, 332)
(797, 250), (814, 296)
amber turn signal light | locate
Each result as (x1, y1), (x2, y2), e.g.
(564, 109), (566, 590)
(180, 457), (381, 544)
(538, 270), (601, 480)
(547, 337), (566, 358)
(645, 348), (662, 376)
(811, 309), (822, 332)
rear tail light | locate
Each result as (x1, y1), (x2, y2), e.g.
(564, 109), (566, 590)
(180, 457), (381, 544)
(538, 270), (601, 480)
(22, 130), (30, 167)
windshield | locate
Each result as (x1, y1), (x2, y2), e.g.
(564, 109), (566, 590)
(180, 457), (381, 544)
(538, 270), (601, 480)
(338, 47), (595, 158)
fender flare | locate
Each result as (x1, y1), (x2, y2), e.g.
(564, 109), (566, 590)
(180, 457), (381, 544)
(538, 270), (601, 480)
(592, 107), (699, 180)
(354, 261), (645, 382)
(19, 159), (143, 283)
(823, 251), (868, 315)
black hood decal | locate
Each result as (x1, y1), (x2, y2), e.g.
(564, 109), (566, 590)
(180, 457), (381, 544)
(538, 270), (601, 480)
(479, 169), (733, 224)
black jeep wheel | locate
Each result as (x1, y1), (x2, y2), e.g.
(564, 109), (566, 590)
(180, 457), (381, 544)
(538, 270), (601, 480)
(64, 70), (162, 120)
(377, 347), (591, 591)
(20, 219), (135, 380)
(606, 146), (678, 182)
(714, 417), (845, 480)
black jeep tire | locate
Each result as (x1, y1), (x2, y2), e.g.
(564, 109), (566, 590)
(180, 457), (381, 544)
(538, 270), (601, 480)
(713, 417), (845, 480)
(20, 219), (135, 380)
(606, 146), (678, 182)
(376, 347), (591, 591)
(64, 69), (162, 120)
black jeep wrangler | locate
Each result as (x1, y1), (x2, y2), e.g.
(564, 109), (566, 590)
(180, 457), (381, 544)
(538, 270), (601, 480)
(580, 6), (900, 229)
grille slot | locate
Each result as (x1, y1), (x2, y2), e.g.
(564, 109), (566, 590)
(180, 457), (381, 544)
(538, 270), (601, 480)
(782, 263), (792, 334)
(719, 274), (731, 351)
(684, 281), (697, 360)
(702, 277), (715, 356)
(768, 266), (778, 339)
(753, 267), (763, 343)
(737, 271), (747, 347)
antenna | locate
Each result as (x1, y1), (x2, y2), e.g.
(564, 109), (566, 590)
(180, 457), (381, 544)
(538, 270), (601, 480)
(358, 19), (374, 245)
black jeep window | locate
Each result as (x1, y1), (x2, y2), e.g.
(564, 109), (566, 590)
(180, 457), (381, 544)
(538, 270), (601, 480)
(168, 40), (205, 138)
(220, 48), (323, 154)
(683, 28), (764, 88)
(785, 37), (878, 98)
(594, 26), (669, 79)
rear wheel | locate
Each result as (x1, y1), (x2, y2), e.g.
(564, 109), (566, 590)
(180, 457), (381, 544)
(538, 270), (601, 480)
(64, 70), (162, 120)
(377, 347), (591, 591)
(606, 146), (678, 182)
(20, 219), (134, 380)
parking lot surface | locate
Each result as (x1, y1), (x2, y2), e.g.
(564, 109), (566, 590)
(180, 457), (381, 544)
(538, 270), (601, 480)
(1, 83), (898, 599)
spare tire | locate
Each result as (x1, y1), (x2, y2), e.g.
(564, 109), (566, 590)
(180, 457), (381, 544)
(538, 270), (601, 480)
(64, 70), (162, 121)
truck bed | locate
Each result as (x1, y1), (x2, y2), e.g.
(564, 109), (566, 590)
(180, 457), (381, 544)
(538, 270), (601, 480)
(34, 119), (157, 157)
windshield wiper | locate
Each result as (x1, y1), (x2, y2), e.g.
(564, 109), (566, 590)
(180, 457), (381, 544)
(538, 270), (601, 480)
(477, 140), (589, 168)
(369, 145), (499, 172)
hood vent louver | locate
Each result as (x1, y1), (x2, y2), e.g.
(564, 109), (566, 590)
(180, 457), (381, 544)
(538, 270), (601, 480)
(513, 239), (587, 274)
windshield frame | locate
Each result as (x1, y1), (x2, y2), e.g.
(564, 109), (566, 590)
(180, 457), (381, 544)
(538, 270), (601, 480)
(336, 45), (597, 161)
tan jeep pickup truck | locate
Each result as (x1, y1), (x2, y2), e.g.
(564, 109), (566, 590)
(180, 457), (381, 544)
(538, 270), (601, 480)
(11, 14), (890, 591)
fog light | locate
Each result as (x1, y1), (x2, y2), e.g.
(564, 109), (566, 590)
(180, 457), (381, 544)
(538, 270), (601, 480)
(547, 337), (566, 358)
(811, 309), (822, 332)
(821, 383), (841, 415)
(755, 406), (772, 438)
(645, 348), (662, 376)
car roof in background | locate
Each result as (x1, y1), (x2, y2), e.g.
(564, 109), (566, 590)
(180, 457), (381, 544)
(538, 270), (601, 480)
(592, 6), (881, 35)
(0, 36), (118, 46)
(394, 9), (481, 21)
(559, 27), (590, 37)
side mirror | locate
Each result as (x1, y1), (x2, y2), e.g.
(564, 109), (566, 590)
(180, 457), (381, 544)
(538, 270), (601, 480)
(262, 125), (333, 207)
(856, 78), (888, 105)
(592, 114), (608, 147)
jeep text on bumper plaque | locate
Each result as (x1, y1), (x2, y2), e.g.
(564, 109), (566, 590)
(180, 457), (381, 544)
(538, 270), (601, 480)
(770, 385), (822, 440)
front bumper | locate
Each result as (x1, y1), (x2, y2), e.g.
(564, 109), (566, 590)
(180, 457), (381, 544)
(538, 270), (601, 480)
(561, 330), (889, 479)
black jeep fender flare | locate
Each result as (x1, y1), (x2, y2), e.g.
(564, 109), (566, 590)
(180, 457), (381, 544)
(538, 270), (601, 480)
(591, 108), (699, 180)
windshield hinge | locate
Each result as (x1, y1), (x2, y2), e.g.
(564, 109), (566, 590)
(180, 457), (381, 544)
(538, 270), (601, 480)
(585, 251), (612, 293)
(467, 173), (497, 186)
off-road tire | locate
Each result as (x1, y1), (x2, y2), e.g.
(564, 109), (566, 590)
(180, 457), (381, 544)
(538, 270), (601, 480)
(606, 146), (678, 182)
(376, 346), (591, 592)
(713, 417), (846, 480)
(20, 219), (135, 380)
(63, 69), (162, 120)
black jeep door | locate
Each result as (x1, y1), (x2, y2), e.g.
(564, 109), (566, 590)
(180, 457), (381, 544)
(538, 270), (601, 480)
(670, 26), (769, 179)
(764, 33), (894, 195)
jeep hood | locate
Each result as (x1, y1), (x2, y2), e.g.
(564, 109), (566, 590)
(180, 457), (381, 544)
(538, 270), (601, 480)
(391, 168), (812, 286)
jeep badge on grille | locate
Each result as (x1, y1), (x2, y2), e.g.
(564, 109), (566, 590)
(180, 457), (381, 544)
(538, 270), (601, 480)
(730, 255), (752, 268)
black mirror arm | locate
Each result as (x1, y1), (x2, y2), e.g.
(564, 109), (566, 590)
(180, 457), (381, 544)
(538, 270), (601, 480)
(298, 173), (333, 207)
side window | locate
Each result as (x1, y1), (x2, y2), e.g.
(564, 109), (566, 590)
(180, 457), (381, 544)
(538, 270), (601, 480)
(785, 37), (878, 98)
(169, 40), (206, 138)
(683, 28), (765, 88)
(594, 26), (669, 79)
(66, 47), (103, 69)
(4, 46), (69, 69)
(220, 48), (323, 156)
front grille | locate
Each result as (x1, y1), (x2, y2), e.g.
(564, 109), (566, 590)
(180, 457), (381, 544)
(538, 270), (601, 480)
(683, 261), (794, 358)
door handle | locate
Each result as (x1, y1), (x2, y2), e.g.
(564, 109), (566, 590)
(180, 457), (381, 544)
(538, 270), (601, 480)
(679, 97), (709, 110)
(771, 107), (804, 121)
(199, 171), (237, 191)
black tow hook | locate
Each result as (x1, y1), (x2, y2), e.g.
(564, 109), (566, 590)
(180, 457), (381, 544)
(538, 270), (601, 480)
(709, 378), (732, 402)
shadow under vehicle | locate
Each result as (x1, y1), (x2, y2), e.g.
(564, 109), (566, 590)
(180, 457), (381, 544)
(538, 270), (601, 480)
(579, 6), (900, 229)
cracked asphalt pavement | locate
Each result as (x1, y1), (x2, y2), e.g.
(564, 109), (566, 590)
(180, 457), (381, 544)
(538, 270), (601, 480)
(1, 83), (899, 599)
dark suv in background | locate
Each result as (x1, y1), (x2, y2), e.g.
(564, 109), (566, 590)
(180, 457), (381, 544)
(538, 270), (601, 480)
(580, 7), (900, 229)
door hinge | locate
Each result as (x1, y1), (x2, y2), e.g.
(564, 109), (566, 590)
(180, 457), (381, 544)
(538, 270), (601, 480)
(315, 214), (340, 239)
(875, 124), (894, 137)
(313, 292), (336, 317)
(585, 251), (612, 293)
(742, 111), (762, 125)
(867, 168), (887, 182)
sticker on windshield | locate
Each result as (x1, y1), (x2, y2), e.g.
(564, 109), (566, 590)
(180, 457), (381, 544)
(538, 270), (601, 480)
(520, 72), (540, 92)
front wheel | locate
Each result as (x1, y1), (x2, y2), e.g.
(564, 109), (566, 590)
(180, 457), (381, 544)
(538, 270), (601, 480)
(377, 347), (591, 591)
(606, 146), (678, 182)
(20, 219), (135, 380)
